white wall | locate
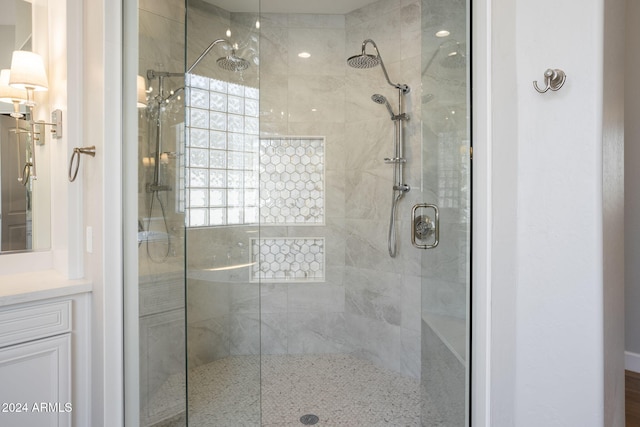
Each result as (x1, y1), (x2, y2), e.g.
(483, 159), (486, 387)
(485, 0), (625, 425)
(625, 0), (640, 372)
(83, 0), (124, 425)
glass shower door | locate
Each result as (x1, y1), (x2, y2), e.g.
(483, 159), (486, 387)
(417, 0), (471, 424)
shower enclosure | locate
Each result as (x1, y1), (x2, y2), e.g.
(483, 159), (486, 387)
(125, 0), (470, 425)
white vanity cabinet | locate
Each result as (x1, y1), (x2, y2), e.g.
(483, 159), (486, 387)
(0, 299), (72, 427)
(0, 275), (91, 427)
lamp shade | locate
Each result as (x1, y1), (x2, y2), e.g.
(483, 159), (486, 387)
(137, 75), (147, 107)
(9, 51), (48, 91)
(0, 69), (27, 104)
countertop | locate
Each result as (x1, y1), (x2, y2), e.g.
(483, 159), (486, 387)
(0, 270), (92, 307)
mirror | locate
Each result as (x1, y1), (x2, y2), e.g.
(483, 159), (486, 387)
(0, 0), (49, 253)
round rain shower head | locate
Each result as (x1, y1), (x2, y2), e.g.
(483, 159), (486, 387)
(217, 52), (250, 72)
(347, 53), (380, 69)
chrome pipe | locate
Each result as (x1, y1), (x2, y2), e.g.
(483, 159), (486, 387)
(361, 39), (410, 94)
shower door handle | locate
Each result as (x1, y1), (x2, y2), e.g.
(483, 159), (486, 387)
(411, 204), (439, 249)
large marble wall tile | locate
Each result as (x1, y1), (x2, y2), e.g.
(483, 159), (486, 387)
(344, 266), (402, 326)
(420, 319), (466, 426)
(139, 10), (184, 80)
(400, 328), (421, 379)
(345, 218), (407, 274)
(260, 13), (288, 28)
(139, 272), (185, 316)
(260, 313), (288, 354)
(346, 0), (402, 28)
(288, 283), (345, 313)
(260, 283), (288, 313)
(345, 285), (401, 326)
(259, 75), (288, 126)
(402, 275), (422, 331)
(287, 312), (352, 354)
(287, 14), (345, 30)
(230, 283), (261, 314)
(344, 167), (392, 221)
(346, 312), (401, 373)
(288, 75), (345, 123)
(344, 265), (403, 296)
(230, 313), (261, 355)
(140, 309), (186, 426)
(326, 170), (347, 220)
(400, 0), (422, 60)
(344, 71), (391, 123)
(187, 316), (230, 367)
(421, 277), (466, 321)
(343, 118), (391, 170)
(139, 0), (185, 23)
(260, 26), (289, 76)
(288, 28), (346, 76)
(187, 279), (230, 324)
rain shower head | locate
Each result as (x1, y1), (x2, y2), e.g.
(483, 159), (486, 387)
(347, 53), (380, 69)
(187, 39), (250, 74)
(217, 50), (250, 72)
(371, 93), (395, 118)
(347, 39), (409, 93)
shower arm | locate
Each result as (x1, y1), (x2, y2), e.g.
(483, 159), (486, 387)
(147, 39), (234, 82)
(187, 39), (233, 74)
(361, 39), (410, 94)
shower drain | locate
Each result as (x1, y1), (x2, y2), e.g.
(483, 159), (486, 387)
(300, 414), (319, 425)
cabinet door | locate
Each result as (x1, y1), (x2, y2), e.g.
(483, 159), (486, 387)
(0, 334), (71, 427)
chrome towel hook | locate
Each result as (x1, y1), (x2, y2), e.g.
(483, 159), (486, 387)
(68, 146), (96, 182)
(533, 68), (566, 93)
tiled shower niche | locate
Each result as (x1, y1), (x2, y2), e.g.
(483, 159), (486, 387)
(251, 238), (325, 282)
(260, 137), (325, 225)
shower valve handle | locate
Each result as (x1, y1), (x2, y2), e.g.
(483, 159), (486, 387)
(412, 204), (439, 249)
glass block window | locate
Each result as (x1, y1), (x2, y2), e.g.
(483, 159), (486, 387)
(183, 73), (260, 227)
(250, 238), (325, 282)
(259, 137), (325, 225)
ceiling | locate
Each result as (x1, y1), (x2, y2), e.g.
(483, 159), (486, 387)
(203, 0), (380, 14)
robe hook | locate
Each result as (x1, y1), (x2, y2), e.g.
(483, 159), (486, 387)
(533, 68), (566, 93)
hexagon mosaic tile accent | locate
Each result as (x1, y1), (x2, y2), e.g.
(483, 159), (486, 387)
(259, 137), (325, 225)
(251, 238), (325, 282)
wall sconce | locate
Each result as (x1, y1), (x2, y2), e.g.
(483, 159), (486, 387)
(7, 50), (63, 182)
(0, 69), (28, 118)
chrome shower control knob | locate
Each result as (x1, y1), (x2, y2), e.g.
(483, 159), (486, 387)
(415, 215), (435, 239)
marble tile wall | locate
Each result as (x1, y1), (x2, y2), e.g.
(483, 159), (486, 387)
(256, 11), (351, 359)
(419, 0), (470, 363)
(183, 0), (425, 381)
(138, 1), (187, 425)
(343, 0), (423, 379)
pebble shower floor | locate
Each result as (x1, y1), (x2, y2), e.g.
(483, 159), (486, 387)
(155, 353), (420, 426)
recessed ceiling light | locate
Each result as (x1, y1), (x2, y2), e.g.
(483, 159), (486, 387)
(435, 30), (450, 38)
(298, 52), (311, 59)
